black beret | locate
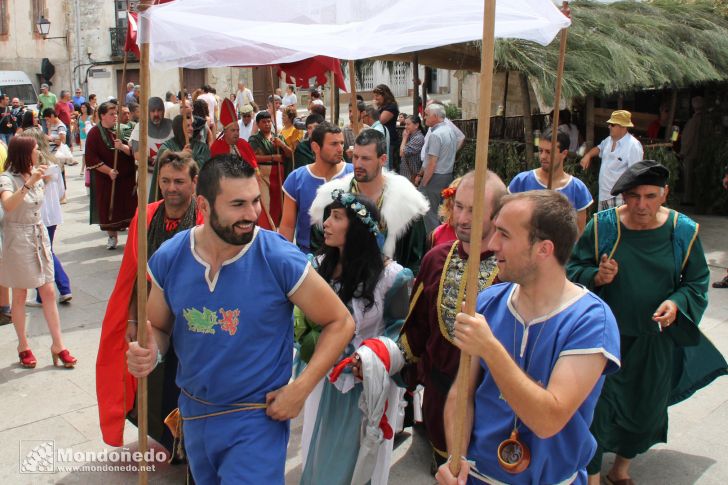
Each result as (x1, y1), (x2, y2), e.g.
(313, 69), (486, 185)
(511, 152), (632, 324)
(610, 160), (669, 196)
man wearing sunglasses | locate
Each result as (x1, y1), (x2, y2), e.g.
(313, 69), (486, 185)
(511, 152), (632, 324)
(579, 110), (643, 210)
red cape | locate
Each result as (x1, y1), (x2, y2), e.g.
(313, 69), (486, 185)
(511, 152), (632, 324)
(95, 200), (203, 446)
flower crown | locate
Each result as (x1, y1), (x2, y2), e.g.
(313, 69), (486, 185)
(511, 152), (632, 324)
(330, 189), (381, 237)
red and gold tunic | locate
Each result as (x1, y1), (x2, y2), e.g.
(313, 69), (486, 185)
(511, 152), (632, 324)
(399, 240), (498, 457)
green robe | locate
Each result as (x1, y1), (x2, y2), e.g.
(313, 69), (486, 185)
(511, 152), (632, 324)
(148, 138), (210, 203)
(294, 139), (315, 169)
(567, 210), (726, 463)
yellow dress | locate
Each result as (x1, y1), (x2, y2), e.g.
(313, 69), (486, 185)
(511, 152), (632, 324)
(280, 125), (303, 150)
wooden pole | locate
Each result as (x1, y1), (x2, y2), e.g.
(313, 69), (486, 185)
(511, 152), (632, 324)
(268, 66), (284, 214)
(449, 0), (496, 475)
(136, 2), (151, 483)
(412, 55), (419, 115)
(329, 70), (335, 124)
(348, 60), (360, 136)
(585, 95), (595, 149)
(519, 72), (534, 165)
(109, 49), (129, 220)
(421, 67), (428, 109)
(178, 68), (189, 146)
(547, 3), (570, 190)
(664, 89), (678, 143)
(501, 70), (509, 138)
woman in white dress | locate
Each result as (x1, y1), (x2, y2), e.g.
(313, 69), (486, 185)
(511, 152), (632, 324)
(296, 190), (411, 485)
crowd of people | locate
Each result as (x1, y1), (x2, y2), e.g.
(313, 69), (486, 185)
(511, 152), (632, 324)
(1, 78), (726, 485)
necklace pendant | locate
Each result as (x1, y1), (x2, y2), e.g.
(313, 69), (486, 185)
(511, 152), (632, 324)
(497, 430), (530, 474)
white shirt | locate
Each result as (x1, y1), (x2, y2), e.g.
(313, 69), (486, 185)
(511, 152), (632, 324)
(164, 101), (180, 120)
(198, 93), (217, 123)
(597, 132), (644, 202)
(421, 117), (464, 162)
(238, 118), (254, 141)
(282, 93), (297, 107)
(234, 88), (255, 112)
(41, 164), (64, 227)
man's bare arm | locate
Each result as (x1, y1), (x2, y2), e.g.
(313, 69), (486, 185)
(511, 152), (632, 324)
(455, 312), (607, 439)
(278, 194), (298, 242)
(265, 269), (355, 420)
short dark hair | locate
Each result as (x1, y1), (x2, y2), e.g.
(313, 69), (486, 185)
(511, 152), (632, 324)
(310, 121), (342, 149)
(498, 190), (577, 266)
(305, 113), (324, 127)
(309, 103), (326, 117)
(310, 90), (321, 99)
(98, 101), (116, 116)
(355, 129), (386, 157)
(42, 107), (56, 118)
(541, 128), (570, 154)
(127, 101), (139, 113)
(165, 91), (175, 101)
(157, 150), (199, 180)
(356, 101), (366, 113)
(197, 154), (256, 205)
(255, 110), (272, 124)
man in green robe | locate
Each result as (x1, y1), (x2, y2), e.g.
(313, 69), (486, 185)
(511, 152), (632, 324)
(567, 161), (727, 485)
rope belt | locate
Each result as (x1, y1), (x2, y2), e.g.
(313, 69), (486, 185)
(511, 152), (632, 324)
(178, 387), (267, 420)
(164, 388), (267, 462)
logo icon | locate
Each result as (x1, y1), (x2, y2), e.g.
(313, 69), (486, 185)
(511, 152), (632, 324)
(19, 440), (55, 474)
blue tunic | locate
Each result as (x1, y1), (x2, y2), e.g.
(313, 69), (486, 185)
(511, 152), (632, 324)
(468, 283), (620, 485)
(147, 226), (310, 484)
(508, 170), (593, 212)
(282, 163), (353, 254)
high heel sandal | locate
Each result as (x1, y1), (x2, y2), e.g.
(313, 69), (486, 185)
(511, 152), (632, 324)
(52, 349), (77, 368)
(19, 350), (37, 368)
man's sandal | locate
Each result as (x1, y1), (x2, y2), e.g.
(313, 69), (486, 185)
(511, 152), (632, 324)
(712, 275), (728, 288)
(605, 475), (635, 485)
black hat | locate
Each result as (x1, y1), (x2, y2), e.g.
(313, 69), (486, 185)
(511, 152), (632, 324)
(610, 160), (669, 196)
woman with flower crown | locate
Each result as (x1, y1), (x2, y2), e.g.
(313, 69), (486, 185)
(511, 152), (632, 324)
(295, 189), (412, 485)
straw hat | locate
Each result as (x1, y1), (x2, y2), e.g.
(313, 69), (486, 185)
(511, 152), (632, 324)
(606, 110), (634, 128)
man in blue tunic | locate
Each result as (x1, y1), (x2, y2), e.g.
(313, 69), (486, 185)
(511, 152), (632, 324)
(127, 154), (355, 484)
(436, 190), (621, 485)
(508, 129), (593, 233)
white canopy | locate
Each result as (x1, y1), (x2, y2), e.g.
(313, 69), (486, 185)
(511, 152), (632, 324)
(140, 0), (570, 68)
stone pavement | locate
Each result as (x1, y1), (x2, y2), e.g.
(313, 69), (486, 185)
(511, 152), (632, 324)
(0, 156), (726, 484)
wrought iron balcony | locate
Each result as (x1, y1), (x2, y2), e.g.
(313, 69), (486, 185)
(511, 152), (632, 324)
(110, 27), (137, 60)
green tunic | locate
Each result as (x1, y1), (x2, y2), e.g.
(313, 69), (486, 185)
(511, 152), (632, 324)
(567, 211), (726, 466)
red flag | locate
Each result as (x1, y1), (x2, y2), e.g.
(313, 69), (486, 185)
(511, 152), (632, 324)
(123, 11), (140, 57)
(277, 56), (347, 92)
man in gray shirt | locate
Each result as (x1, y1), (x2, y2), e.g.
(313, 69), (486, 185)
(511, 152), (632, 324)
(416, 103), (457, 232)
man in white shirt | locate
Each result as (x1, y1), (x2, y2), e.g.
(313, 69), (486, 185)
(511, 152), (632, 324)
(282, 85), (297, 108)
(234, 81), (256, 114)
(266, 95), (284, 134)
(198, 85), (218, 125)
(163, 91), (180, 120)
(580, 110), (644, 210)
(238, 105), (256, 141)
